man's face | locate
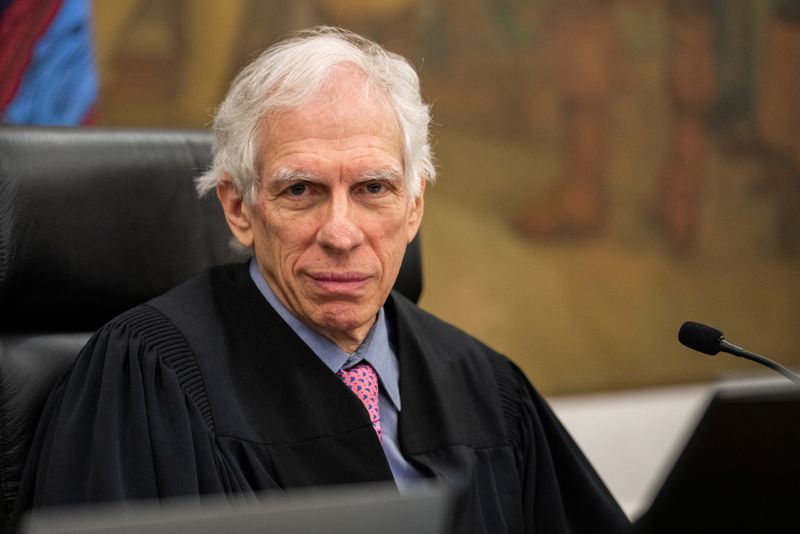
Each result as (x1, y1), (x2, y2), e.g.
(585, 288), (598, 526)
(219, 66), (424, 352)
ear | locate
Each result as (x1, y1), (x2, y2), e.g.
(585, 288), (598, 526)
(406, 178), (425, 243)
(216, 177), (255, 248)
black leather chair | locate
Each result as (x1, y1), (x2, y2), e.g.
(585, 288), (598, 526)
(0, 126), (422, 532)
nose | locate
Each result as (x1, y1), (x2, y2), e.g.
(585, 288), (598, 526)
(316, 192), (364, 252)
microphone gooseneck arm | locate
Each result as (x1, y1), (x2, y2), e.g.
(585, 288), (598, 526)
(718, 339), (800, 386)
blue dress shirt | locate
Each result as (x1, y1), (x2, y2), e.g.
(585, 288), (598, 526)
(248, 259), (425, 489)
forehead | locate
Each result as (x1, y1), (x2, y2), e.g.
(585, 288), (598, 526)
(259, 66), (403, 173)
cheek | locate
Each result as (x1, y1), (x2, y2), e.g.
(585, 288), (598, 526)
(371, 221), (410, 268)
(255, 213), (315, 266)
(274, 226), (315, 259)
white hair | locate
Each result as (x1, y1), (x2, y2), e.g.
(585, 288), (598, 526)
(196, 26), (436, 204)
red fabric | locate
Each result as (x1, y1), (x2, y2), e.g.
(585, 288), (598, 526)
(0, 0), (63, 108)
(80, 100), (97, 124)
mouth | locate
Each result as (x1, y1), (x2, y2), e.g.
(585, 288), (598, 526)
(306, 272), (373, 295)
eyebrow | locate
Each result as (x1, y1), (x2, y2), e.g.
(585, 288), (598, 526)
(269, 167), (322, 184)
(269, 167), (403, 184)
(358, 167), (403, 183)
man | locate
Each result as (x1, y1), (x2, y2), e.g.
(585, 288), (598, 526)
(14, 27), (630, 533)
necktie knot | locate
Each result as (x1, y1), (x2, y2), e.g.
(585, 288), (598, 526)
(337, 362), (382, 441)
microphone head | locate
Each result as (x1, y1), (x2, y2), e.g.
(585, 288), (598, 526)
(678, 321), (723, 355)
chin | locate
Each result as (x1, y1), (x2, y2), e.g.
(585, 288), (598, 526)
(314, 303), (377, 333)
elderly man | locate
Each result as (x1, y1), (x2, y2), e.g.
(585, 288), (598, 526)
(14, 27), (629, 533)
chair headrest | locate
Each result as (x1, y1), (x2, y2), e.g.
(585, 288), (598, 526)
(0, 127), (236, 331)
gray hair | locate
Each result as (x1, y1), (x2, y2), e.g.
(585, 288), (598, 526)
(195, 26), (436, 204)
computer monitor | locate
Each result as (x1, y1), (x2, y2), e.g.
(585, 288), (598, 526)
(634, 382), (800, 533)
(21, 482), (453, 534)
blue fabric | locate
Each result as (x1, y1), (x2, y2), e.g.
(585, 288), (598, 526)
(4, 0), (97, 124)
(248, 258), (426, 488)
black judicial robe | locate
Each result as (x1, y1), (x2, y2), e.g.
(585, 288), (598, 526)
(14, 262), (630, 533)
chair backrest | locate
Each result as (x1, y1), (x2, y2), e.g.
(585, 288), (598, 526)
(0, 126), (422, 532)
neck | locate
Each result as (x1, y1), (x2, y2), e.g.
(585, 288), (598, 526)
(316, 317), (376, 354)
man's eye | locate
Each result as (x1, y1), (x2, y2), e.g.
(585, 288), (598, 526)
(365, 182), (386, 194)
(287, 183), (307, 196)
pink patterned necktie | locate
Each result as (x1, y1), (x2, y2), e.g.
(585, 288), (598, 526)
(337, 362), (382, 441)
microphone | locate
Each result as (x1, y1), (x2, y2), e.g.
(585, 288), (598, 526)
(678, 321), (800, 386)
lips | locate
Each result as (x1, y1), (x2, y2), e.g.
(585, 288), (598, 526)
(306, 272), (372, 295)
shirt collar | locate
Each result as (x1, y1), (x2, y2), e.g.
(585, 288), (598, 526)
(248, 258), (401, 410)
